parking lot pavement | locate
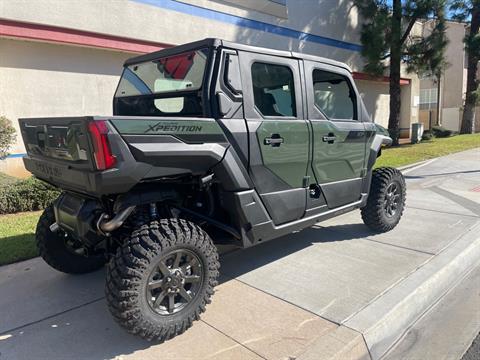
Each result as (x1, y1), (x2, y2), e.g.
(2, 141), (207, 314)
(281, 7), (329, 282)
(0, 257), (104, 334)
(0, 265), (365, 360)
(0, 149), (479, 360)
(221, 225), (430, 323)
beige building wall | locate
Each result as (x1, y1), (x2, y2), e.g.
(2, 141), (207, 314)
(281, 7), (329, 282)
(419, 21), (468, 132)
(356, 80), (390, 127)
(0, 0), (365, 69)
(440, 21), (467, 131)
(0, 38), (131, 176)
(0, 38), (132, 154)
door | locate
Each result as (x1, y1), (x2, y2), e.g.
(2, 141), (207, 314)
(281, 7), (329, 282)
(304, 60), (367, 209)
(238, 52), (310, 225)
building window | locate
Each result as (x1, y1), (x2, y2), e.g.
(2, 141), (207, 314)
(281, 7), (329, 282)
(212, 0), (288, 18)
(312, 69), (357, 120)
(252, 62), (296, 117)
(419, 88), (438, 110)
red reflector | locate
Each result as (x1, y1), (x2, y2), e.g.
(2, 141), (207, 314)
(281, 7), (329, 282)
(88, 120), (116, 170)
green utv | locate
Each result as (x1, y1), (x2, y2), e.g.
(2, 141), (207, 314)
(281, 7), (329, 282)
(19, 38), (405, 341)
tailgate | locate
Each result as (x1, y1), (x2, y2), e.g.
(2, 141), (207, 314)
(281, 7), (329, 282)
(20, 116), (95, 167)
(19, 116), (97, 192)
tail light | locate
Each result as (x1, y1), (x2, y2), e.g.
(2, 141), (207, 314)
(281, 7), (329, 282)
(88, 120), (116, 170)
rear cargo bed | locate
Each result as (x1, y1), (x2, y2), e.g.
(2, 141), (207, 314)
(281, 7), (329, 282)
(19, 116), (150, 196)
(19, 115), (230, 196)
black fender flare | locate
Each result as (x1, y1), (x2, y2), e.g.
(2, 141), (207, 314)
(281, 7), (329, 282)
(367, 134), (392, 171)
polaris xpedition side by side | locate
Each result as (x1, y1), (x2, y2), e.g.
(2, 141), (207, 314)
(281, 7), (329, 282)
(19, 38), (406, 342)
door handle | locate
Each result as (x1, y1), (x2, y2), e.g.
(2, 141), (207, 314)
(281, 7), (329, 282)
(264, 134), (284, 147)
(322, 133), (336, 144)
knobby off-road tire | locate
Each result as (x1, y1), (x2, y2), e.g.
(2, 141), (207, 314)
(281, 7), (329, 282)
(105, 218), (220, 342)
(361, 167), (406, 232)
(36, 206), (107, 274)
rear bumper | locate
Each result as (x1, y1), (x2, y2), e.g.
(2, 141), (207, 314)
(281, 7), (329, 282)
(24, 156), (95, 193)
(23, 155), (133, 195)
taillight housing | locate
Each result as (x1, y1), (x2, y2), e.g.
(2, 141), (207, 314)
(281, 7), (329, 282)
(88, 120), (116, 170)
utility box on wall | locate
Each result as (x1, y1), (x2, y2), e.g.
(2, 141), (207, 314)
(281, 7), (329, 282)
(411, 123), (424, 143)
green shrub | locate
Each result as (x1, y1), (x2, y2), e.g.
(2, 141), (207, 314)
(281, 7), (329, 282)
(0, 177), (61, 214)
(422, 130), (435, 141)
(0, 116), (17, 160)
(431, 125), (454, 138)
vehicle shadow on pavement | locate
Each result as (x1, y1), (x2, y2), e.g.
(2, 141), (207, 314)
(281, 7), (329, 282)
(219, 223), (373, 282)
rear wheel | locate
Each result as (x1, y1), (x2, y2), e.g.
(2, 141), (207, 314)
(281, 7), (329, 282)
(105, 218), (219, 342)
(36, 206), (107, 274)
(361, 167), (406, 232)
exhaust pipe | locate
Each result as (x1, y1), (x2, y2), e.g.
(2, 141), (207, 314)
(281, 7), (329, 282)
(97, 206), (135, 234)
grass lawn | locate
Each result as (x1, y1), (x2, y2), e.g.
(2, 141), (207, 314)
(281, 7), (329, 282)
(0, 172), (18, 186)
(0, 211), (41, 266)
(375, 133), (480, 168)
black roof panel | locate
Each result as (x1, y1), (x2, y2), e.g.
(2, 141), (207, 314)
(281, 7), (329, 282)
(123, 38), (352, 73)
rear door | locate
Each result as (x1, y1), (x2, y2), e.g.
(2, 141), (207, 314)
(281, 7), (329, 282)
(238, 51), (310, 225)
(304, 60), (367, 209)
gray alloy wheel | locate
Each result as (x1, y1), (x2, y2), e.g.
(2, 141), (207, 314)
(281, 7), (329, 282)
(146, 248), (205, 316)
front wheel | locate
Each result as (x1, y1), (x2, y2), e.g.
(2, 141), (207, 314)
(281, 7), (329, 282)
(361, 167), (406, 232)
(105, 218), (219, 342)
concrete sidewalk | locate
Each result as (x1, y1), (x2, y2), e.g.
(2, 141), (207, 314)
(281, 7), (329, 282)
(0, 148), (479, 360)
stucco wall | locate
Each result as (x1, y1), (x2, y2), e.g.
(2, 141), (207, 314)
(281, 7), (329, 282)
(0, 0), (365, 70)
(442, 108), (461, 132)
(441, 22), (466, 109)
(0, 38), (132, 154)
(420, 21), (467, 131)
(356, 80), (390, 128)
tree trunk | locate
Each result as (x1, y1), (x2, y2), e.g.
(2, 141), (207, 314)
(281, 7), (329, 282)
(388, 0), (403, 145)
(461, 5), (480, 134)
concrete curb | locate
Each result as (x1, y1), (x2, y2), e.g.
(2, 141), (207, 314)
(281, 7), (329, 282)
(397, 158), (437, 173)
(343, 222), (480, 359)
(298, 325), (370, 360)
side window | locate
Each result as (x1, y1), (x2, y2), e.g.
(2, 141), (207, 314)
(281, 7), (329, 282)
(251, 62), (296, 117)
(312, 69), (357, 120)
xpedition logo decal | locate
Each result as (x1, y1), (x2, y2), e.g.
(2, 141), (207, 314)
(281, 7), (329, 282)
(145, 122), (203, 133)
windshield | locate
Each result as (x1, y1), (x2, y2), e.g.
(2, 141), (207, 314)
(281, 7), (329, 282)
(114, 48), (209, 117)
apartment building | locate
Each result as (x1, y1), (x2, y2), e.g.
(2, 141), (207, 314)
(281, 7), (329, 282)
(419, 20), (480, 132)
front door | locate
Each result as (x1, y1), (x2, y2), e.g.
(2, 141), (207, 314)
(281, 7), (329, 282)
(238, 52), (310, 225)
(304, 60), (367, 209)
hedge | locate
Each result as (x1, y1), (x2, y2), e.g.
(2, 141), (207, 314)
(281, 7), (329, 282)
(431, 125), (455, 138)
(0, 177), (60, 214)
